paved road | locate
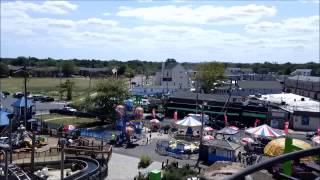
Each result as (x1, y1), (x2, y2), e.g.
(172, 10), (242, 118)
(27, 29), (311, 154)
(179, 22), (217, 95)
(112, 133), (198, 166)
(106, 153), (162, 180)
(0, 97), (66, 113)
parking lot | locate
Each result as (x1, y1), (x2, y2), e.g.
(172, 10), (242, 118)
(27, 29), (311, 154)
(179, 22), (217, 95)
(0, 97), (66, 114)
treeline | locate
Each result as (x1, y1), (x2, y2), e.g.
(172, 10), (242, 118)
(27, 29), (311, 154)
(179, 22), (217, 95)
(0, 57), (319, 77)
(225, 61), (320, 76)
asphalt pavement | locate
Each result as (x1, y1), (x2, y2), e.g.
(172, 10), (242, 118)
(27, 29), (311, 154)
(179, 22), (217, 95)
(0, 97), (66, 113)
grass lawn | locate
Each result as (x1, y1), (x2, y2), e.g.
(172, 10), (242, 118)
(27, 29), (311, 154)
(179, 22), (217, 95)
(35, 113), (98, 127)
(1, 77), (103, 100)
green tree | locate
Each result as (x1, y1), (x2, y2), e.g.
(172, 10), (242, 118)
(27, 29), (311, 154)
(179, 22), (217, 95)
(91, 78), (129, 122)
(59, 79), (75, 100)
(0, 62), (9, 77)
(61, 61), (76, 77)
(196, 62), (225, 93)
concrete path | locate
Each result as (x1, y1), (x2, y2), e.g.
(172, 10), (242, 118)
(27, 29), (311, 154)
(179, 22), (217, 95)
(106, 153), (162, 180)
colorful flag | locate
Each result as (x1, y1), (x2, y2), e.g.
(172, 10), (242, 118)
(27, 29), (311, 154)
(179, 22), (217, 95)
(284, 121), (289, 135)
(254, 119), (260, 127)
(224, 111), (228, 127)
(174, 111), (178, 121)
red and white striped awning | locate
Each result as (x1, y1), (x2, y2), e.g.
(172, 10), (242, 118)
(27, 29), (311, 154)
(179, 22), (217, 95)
(245, 124), (284, 138)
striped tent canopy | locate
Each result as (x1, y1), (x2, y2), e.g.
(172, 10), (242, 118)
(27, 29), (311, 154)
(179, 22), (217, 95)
(175, 116), (201, 127)
(312, 136), (320, 144)
(245, 124), (284, 138)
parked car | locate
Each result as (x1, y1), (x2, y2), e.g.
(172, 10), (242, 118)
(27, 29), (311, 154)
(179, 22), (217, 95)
(1, 91), (10, 96)
(13, 92), (25, 98)
(40, 96), (54, 102)
(32, 95), (43, 101)
(63, 106), (77, 112)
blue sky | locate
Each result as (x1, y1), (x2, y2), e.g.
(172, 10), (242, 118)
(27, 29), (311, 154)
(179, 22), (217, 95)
(1, 0), (319, 63)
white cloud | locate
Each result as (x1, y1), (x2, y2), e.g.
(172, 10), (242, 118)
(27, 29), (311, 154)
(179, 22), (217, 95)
(103, 12), (111, 16)
(117, 4), (276, 25)
(245, 16), (319, 36)
(1, 1), (77, 15)
(299, 0), (320, 4)
(77, 18), (118, 27)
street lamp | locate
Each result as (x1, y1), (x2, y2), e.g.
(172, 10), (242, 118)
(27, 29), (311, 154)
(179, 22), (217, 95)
(197, 101), (207, 165)
(0, 144), (10, 180)
(59, 138), (67, 180)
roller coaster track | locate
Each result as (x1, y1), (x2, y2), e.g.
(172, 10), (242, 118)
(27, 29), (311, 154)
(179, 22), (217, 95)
(226, 146), (320, 180)
(8, 164), (31, 180)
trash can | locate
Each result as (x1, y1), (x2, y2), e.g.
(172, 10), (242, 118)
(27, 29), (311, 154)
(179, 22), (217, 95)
(148, 170), (161, 180)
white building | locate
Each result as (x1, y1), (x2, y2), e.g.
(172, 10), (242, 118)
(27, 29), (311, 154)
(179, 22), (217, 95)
(258, 93), (320, 131)
(153, 62), (190, 89)
(290, 69), (312, 76)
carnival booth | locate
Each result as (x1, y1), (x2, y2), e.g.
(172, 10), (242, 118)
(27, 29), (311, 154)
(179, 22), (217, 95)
(215, 127), (239, 141)
(175, 116), (202, 139)
(201, 139), (241, 163)
(11, 97), (34, 127)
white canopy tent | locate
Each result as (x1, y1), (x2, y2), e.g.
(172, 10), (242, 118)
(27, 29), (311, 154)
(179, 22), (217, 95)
(175, 116), (202, 127)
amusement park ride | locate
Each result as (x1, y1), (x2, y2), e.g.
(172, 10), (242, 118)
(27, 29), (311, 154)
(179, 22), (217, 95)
(115, 99), (145, 146)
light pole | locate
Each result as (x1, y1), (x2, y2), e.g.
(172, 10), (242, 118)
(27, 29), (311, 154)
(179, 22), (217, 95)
(197, 101), (207, 165)
(195, 73), (198, 114)
(59, 138), (67, 180)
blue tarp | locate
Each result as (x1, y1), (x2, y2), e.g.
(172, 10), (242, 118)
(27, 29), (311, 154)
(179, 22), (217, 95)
(0, 110), (10, 126)
(11, 96), (33, 107)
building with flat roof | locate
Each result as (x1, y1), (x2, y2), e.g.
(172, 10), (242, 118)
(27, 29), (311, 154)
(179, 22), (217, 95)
(284, 75), (320, 100)
(166, 92), (268, 128)
(290, 69), (312, 76)
(258, 93), (320, 131)
(214, 80), (283, 96)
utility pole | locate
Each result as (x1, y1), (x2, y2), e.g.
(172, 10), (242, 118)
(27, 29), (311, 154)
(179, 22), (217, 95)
(197, 101), (206, 165)
(24, 58), (28, 127)
(196, 73), (198, 114)
(60, 138), (67, 180)
(59, 60), (63, 100)
(31, 131), (36, 173)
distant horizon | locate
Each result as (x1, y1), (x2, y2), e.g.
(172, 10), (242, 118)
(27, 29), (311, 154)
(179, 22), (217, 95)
(1, 1), (319, 63)
(1, 56), (319, 65)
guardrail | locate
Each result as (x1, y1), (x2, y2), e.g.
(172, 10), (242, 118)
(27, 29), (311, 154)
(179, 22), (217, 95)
(226, 146), (320, 180)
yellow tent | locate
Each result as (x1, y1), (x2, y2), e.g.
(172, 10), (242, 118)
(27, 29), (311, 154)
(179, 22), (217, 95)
(264, 138), (314, 162)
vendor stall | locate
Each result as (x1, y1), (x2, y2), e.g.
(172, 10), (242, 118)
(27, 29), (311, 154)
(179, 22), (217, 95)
(201, 139), (241, 163)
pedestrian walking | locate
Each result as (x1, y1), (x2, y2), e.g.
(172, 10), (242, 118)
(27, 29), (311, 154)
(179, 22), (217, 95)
(237, 152), (242, 162)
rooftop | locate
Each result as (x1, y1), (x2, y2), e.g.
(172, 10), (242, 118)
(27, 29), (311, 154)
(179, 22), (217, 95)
(258, 93), (320, 113)
(203, 139), (241, 150)
(288, 75), (320, 82)
(169, 91), (241, 103)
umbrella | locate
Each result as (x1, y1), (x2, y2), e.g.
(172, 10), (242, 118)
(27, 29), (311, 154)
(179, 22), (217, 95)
(203, 135), (214, 141)
(264, 138), (314, 162)
(229, 126), (239, 131)
(216, 127), (239, 135)
(175, 116), (201, 127)
(241, 137), (254, 145)
(150, 119), (160, 124)
(245, 124), (284, 138)
(204, 127), (214, 132)
(312, 136), (320, 144)
(64, 125), (75, 131)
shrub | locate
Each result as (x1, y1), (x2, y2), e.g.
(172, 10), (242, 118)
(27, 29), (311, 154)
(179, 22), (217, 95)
(138, 155), (151, 168)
